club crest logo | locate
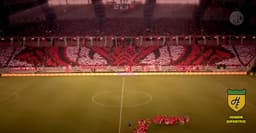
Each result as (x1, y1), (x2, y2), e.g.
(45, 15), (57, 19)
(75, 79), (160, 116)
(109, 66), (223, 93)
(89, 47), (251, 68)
(227, 89), (246, 112)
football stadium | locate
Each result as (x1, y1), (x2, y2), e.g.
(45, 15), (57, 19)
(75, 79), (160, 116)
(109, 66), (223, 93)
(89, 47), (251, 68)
(0, 0), (256, 133)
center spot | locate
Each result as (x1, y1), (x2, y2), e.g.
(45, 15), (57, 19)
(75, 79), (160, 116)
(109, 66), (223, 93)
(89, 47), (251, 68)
(92, 90), (152, 107)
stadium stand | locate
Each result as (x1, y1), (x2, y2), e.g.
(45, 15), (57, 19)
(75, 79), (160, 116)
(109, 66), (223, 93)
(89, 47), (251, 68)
(0, 37), (255, 73)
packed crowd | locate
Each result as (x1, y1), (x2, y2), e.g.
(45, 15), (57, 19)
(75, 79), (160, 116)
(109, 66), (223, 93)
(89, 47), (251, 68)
(0, 44), (255, 71)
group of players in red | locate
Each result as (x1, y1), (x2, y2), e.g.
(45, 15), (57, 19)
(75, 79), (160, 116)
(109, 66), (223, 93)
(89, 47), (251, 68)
(132, 115), (190, 133)
(132, 118), (151, 133)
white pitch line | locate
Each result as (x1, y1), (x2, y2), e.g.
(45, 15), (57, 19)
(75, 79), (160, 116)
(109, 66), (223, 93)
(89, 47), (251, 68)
(118, 77), (125, 133)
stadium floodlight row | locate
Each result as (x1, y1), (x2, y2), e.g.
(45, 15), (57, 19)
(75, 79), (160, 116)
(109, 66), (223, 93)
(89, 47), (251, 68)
(0, 35), (256, 46)
(1, 35), (256, 41)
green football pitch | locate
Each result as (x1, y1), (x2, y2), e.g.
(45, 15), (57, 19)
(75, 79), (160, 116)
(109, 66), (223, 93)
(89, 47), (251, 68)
(0, 75), (255, 133)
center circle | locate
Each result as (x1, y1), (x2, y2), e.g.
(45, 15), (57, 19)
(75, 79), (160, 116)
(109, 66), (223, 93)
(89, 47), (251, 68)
(92, 90), (152, 107)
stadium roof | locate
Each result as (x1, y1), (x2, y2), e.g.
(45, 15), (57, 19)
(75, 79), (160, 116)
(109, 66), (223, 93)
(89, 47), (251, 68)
(0, 0), (255, 36)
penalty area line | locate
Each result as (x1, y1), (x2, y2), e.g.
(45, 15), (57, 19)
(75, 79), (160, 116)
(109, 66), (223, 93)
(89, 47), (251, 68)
(118, 77), (125, 133)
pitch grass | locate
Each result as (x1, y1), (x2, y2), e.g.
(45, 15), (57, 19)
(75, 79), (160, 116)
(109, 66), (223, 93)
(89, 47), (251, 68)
(0, 75), (255, 133)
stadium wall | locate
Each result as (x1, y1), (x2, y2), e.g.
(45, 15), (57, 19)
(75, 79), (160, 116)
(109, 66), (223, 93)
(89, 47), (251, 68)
(0, 65), (248, 73)
(0, 65), (248, 77)
(1, 71), (247, 77)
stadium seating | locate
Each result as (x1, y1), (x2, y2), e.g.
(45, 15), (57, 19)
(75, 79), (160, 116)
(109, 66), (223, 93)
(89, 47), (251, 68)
(0, 43), (255, 72)
(0, 46), (14, 67)
(217, 45), (256, 66)
(9, 18), (195, 36)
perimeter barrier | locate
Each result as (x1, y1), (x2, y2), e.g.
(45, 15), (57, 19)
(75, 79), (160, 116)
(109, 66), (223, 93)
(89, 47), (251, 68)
(1, 72), (247, 77)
